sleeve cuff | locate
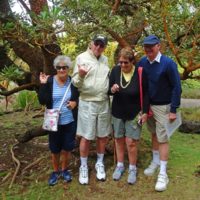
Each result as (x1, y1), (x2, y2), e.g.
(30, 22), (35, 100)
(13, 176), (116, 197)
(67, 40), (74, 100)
(170, 107), (177, 113)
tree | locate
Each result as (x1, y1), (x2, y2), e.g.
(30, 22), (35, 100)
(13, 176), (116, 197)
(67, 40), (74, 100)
(0, 0), (199, 141)
(150, 0), (200, 80)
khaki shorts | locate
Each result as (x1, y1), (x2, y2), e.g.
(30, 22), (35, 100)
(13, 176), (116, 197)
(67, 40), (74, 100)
(77, 99), (112, 140)
(147, 104), (170, 143)
(112, 116), (141, 140)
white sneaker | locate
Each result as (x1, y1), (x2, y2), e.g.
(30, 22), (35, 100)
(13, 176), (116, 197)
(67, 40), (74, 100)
(79, 165), (89, 185)
(144, 161), (159, 176)
(95, 162), (106, 181)
(155, 174), (169, 192)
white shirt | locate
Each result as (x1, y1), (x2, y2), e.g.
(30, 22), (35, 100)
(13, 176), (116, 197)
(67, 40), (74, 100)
(147, 52), (162, 64)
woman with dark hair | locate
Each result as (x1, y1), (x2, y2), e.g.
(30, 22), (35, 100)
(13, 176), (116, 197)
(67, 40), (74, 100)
(38, 55), (79, 186)
(109, 48), (149, 184)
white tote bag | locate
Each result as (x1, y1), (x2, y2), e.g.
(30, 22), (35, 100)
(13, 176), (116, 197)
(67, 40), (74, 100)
(42, 81), (71, 132)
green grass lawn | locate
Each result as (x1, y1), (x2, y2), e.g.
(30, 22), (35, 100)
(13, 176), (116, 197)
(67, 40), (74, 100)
(1, 128), (200, 200)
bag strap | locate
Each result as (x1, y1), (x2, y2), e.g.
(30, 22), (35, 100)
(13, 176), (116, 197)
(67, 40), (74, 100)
(138, 67), (143, 111)
(58, 80), (72, 111)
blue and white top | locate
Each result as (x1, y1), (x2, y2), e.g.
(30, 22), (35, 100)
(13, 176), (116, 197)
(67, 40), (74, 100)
(52, 77), (74, 125)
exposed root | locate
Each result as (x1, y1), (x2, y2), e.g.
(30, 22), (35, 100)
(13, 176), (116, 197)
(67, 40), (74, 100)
(9, 144), (21, 189)
(22, 157), (44, 175)
(0, 171), (12, 185)
(32, 107), (45, 118)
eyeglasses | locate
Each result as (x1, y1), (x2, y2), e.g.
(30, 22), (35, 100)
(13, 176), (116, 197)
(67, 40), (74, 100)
(94, 41), (105, 48)
(119, 61), (129, 65)
(56, 66), (68, 70)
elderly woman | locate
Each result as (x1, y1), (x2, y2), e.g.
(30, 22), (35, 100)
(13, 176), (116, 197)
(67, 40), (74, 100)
(38, 55), (79, 186)
(109, 48), (149, 184)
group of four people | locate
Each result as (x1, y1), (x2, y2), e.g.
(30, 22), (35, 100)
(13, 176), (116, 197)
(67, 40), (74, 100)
(38, 34), (181, 192)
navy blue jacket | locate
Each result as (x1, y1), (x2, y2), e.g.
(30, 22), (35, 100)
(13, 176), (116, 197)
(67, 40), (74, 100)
(137, 55), (181, 113)
(38, 76), (79, 121)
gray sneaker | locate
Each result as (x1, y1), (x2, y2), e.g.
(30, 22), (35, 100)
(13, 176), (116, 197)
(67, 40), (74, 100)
(112, 166), (125, 181)
(127, 169), (137, 184)
(144, 161), (159, 176)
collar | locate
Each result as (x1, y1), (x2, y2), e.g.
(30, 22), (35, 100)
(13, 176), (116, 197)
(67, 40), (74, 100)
(87, 48), (102, 60)
(147, 52), (162, 64)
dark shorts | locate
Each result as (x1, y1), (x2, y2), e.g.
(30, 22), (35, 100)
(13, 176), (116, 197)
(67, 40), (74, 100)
(48, 121), (76, 153)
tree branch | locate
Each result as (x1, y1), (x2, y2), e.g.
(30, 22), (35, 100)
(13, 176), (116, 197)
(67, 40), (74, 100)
(187, 63), (200, 73)
(162, 11), (185, 69)
(0, 83), (37, 96)
(111, 0), (121, 14)
(105, 28), (130, 48)
(178, 7), (200, 50)
(16, 126), (48, 143)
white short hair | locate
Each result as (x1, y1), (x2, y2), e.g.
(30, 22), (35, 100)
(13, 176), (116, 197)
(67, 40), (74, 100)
(53, 55), (72, 69)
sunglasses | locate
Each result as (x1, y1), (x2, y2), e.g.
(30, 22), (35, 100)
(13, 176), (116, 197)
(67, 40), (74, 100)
(119, 61), (129, 65)
(56, 66), (68, 70)
(94, 41), (105, 48)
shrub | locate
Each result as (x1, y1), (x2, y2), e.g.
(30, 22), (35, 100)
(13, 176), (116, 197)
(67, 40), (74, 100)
(14, 90), (40, 110)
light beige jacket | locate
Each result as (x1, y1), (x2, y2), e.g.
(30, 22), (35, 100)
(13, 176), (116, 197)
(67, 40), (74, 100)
(72, 49), (110, 101)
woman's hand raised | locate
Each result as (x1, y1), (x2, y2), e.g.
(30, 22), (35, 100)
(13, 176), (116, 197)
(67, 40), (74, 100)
(39, 72), (49, 84)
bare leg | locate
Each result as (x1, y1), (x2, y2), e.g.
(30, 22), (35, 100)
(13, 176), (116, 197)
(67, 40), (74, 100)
(80, 137), (90, 157)
(51, 153), (60, 172)
(96, 137), (108, 154)
(61, 150), (70, 171)
(126, 137), (138, 165)
(159, 142), (169, 161)
(152, 133), (159, 151)
(115, 137), (125, 163)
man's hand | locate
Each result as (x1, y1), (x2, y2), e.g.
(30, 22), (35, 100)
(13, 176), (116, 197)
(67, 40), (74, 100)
(78, 64), (89, 78)
(169, 112), (176, 122)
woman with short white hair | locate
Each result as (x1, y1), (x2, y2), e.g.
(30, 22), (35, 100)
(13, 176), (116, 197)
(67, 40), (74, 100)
(38, 55), (79, 186)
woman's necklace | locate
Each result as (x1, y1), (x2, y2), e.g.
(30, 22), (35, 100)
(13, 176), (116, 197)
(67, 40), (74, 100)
(120, 67), (134, 89)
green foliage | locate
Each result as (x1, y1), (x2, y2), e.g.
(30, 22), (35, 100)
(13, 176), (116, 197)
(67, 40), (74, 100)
(182, 79), (200, 89)
(182, 88), (200, 99)
(181, 107), (200, 121)
(104, 42), (118, 67)
(0, 64), (24, 82)
(59, 36), (78, 60)
(0, 0), (199, 81)
(181, 79), (200, 98)
(14, 90), (40, 110)
(145, 0), (200, 71)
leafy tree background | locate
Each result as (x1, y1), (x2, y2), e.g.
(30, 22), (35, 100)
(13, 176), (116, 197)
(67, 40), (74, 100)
(0, 0), (200, 97)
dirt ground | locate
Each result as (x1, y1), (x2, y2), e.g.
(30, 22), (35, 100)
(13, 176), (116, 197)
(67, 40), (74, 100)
(0, 110), (111, 187)
(0, 111), (49, 182)
(0, 110), (200, 200)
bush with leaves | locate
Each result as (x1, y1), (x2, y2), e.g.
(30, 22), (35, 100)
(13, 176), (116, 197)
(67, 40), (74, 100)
(0, 64), (24, 82)
(14, 90), (40, 111)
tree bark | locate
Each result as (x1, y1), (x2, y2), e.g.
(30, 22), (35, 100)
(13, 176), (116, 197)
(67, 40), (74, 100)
(0, 0), (44, 85)
(15, 127), (48, 143)
(0, 45), (13, 71)
(29, 0), (61, 75)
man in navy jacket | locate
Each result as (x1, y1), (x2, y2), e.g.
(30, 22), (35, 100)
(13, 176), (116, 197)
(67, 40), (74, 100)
(137, 35), (181, 192)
